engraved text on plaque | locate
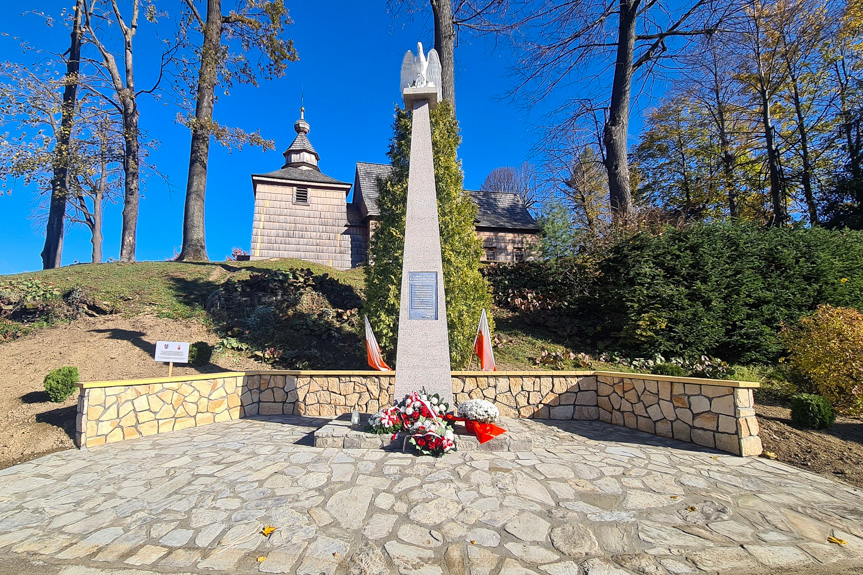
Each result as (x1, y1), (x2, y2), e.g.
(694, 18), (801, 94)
(408, 272), (437, 320)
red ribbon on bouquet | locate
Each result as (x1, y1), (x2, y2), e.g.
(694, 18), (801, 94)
(444, 414), (506, 444)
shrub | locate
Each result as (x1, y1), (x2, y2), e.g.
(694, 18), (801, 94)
(247, 305), (277, 341)
(780, 305), (863, 415)
(687, 355), (732, 379)
(483, 256), (598, 313)
(187, 342), (212, 367)
(790, 393), (836, 429)
(651, 362), (686, 376)
(43, 366), (79, 403)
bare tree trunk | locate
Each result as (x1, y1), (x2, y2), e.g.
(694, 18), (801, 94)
(690, 40), (740, 219)
(677, 129), (694, 218)
(603, 0), (636, 222)
(118, 95), (140, 261)
(721, 149), (738, 218)
(85, 0), (141, 262)
(430, 0), (456, 111)
(179, 0), (222, 262)
(746, 3), (786, 227)
(715, 101), (739, 219)
(92, 193), (103, 264)
(757, 87), (785, 226)
(835, 61), (861, 182)
(84, 0), (142, 261)
(92, 144), (107, 264)
(788, 78), (817, 225)
(42, 0), (84, 270)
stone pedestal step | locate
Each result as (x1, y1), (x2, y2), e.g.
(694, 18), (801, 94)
(313, 416), (533, 452)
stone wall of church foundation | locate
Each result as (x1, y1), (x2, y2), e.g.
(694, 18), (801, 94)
(76, 370), (761, 456)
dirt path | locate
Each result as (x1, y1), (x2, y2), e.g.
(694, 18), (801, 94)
(0, 314), (267, 469)
(757, 402), (863, 489)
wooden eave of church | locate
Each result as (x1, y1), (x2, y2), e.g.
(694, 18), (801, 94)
(475, 224), (541, 234)
(251, 174), (352, 197)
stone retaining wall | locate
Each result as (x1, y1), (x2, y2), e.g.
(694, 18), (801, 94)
(77, 370), (761, 456)
(76, 374), (245, 448)
(594, 374), (761, 457)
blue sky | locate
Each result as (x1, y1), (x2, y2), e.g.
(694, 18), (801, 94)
(0, 1), (653, 275)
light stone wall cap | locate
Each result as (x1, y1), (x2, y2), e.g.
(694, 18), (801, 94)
(403, 86), (439, 110)
(79, 369), (758, 389)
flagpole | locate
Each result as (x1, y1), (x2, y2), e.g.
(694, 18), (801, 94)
(470, 308), (483, 372)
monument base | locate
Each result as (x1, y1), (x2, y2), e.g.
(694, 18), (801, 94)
(313, 416), (533, 452)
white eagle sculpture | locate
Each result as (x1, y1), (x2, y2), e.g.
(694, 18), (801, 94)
(400, 42), (442, 102)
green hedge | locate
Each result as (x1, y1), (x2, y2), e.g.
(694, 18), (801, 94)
(490, 224), (863, 364)
(591, 224), (863, 363)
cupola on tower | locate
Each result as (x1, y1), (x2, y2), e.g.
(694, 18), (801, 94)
(249, 107), (355, 268)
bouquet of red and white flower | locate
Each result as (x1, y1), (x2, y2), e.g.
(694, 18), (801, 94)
(408, 419), (455, 456)
(367, 389), (455, 456)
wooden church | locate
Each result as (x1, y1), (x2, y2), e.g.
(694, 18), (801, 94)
(250, 108), (539, 270)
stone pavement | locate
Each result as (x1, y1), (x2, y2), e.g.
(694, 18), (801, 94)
(0, 416), (861, 575)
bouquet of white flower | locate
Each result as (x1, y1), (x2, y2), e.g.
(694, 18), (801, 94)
(457, 399), (499, 423)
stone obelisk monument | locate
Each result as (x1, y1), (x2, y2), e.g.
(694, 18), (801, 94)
(393, 43), (453, 404)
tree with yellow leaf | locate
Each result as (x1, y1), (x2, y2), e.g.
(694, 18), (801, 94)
(780, 305), (863, 415)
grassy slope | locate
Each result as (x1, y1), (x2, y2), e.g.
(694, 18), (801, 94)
(2, 260), (578, 371)
(0, 260), (745, 375)
(3, 260), (365, 322)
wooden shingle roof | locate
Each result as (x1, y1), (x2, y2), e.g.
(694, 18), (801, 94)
(352, 162), (538, 231)
(254, 166), (349, 186)
(285, 132), (319, 160)
(353, 162), (393, 217)
(468, 190), (539, 230)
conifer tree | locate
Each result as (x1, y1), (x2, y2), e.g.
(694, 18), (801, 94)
(365, 102), (493, 367)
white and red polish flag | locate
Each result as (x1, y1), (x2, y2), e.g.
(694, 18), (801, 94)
(364, 315), (392, 371)
(473, 308), (497, 371)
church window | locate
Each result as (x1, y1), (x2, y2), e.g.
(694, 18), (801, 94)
(294, 187), (309, 205)
(484, 241), (496, 261)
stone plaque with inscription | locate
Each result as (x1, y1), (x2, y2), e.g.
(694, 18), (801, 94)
(408, 272), (437, 320)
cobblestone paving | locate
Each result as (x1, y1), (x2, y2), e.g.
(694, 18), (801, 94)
(0, 415), (861, 575)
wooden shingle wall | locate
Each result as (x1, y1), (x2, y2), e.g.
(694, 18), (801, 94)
(477, 230), (537, 263)
(250, 182), (352, 269)
(346, 225), (367, 268)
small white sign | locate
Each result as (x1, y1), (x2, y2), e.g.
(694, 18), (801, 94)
(155, 341), (190, 363)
